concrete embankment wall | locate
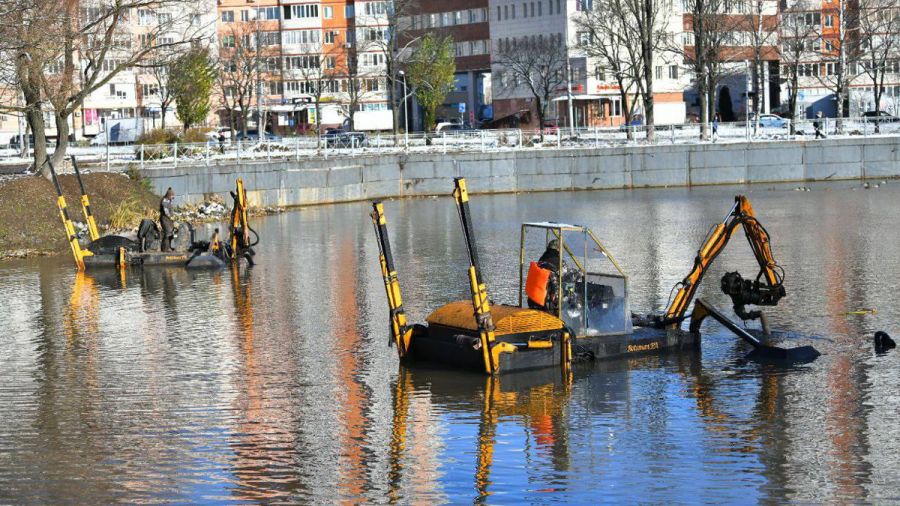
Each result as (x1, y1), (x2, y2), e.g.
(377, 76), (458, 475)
(139, 137), (900, 207)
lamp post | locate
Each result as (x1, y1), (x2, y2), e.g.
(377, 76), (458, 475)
(399, 69), (409, 146)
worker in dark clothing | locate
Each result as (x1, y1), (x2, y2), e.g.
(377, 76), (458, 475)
(539, 239), (562, 272)
(813, 111), (826, 139)
(159, 187), (176, 252)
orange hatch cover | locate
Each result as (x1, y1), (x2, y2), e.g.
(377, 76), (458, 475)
(426, 301), (564, 336)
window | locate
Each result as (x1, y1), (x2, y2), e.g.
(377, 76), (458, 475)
(324, 6), (333, 18)
(363, 28), (387, 41)
(497, 5), (501, 20)
(531, 2), (535, 15)
(325, 30), (338, 43)
(258, 6), (280, 20)
(668, 65), (679, 79)
(158, 12), (172, 24)
(283, 29), (321, 45)
(287, 4), (319, 19)
(594, 65), (605, 81)
(139, 33), (156, 49)
(825, 14), (833, 27)
(577, 31), (591, 45)
(365, 2), (388, 15)
(142, 84), (159, 96)
(326, 56), (336, 69)
(556, 0), (561, 13)
(512, 4), (516, 18)
(268, 81), (283, 95)
(285, 55), (320, 69)
(345, 5), (354, 18)
(522, 2), (528, 17)
(258, 31), (280, 46)
(611, 97), (622, 116)
(538, 2), (542, 15)
(825, 39), (834, 51)
(655, 65), (663, 79)
(503, 5), (508, 19)
(138, 9), (153, 25)
(222, 35), (235, 48)
(549, 0), (553, 15)
(241, 9), (251, 21)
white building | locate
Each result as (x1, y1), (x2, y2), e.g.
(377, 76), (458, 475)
(488, 0), (687, 129)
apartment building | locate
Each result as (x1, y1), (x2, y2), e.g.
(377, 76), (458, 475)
(781, 0), (900, 118)
(488, 0), (687, 130)
(215, 0), (393, 134)
(682, 0), (781, 121)
(403, 0), (493, 128)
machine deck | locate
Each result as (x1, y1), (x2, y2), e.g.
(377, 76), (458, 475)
(83, 251), (226, 269)
(410, 302), (699, 374)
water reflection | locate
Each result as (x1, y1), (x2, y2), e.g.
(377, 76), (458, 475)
(2, 183), (900, 503)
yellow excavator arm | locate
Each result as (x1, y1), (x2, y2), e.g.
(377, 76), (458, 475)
(663, 195), (785, 327)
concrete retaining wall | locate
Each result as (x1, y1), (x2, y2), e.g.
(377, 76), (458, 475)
(139, 137), (900, 207)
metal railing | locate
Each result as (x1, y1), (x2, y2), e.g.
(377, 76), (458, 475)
(2, 117), (899, 171)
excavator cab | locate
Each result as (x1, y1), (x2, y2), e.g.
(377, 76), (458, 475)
(520, 223), (632, 337)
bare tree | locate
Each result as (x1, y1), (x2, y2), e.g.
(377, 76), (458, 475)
(856, 0), (900, 132)
(576, 0), (644, 138)
(0, 0), (209, 177)
(215, 21), (275, 138)
(365, 0), (419, 139)
(293, 44), (343, 148)
(817, 0), (861, 133)
(680, 0), (744, 139)
(740, 0), (779, 134)
(778, 0), (821, 134)
(495, 36), (568, 141)
(628, 0), (672, 141)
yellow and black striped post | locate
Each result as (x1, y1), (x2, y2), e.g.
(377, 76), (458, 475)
(370, 202), (413, 358)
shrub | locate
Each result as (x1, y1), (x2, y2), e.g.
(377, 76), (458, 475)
(109, 198), (150, 230)
(182, 127), (212, 144)
(136, 128), (179, 145)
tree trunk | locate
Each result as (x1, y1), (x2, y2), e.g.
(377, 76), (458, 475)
(51, 112), (70, 170)
(835, 86), (844, 134)
(27, 107), (49, 179)
(315, 102), (322, 151)
(699, 79), (709, 140)
(536, 97), (545, 143)
(161, 105), (168, 130)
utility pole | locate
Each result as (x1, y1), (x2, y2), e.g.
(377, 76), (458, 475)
(255, 14), (265, 142)
(564, 17), (574, 134)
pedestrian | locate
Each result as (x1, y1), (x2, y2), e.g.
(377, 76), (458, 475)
(813, 111), (826, 139)
(712, 113), (720, 142)
(218, 131), (226, 153)
(159, 187), (176, 252)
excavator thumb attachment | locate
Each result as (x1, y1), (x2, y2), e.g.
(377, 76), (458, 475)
(690, 298), (819, 364)
(370, 201), (413, 358)
(71, 157), (100, 242)
(47, 160), (89, 271)
(229, 178), (257, 265)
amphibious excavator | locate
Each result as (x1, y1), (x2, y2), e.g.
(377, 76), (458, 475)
(371, 179), (808, 375)
(49, 157), (257, 271)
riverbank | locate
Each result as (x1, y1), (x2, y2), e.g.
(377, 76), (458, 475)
(0, 173), (159, 259)
(137, 136), (900, 208)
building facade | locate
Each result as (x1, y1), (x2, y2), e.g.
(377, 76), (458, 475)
(404, 1), (493, 128)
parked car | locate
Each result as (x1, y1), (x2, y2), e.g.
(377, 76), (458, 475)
(862, 110), (900, 123)
(435, 123), (463, 133)
(754, 114), (788, 128)
(235, 130), (282, 142)
(323, 129), (367, 148)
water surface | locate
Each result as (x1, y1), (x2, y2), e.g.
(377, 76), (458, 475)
(2, 182), (899, 503)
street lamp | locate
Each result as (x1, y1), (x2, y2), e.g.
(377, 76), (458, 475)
(399, 70), (409, 146)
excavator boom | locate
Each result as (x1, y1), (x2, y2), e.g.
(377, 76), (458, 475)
(662, 195), (784, 327)
(370, 202), (413, 357)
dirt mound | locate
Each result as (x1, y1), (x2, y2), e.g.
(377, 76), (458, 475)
(0, 173), (159, 258)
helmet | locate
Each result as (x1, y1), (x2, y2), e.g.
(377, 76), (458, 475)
(547, 239), (560, 251)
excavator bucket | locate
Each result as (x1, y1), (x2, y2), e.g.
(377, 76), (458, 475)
(690, 298), (819, 364)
